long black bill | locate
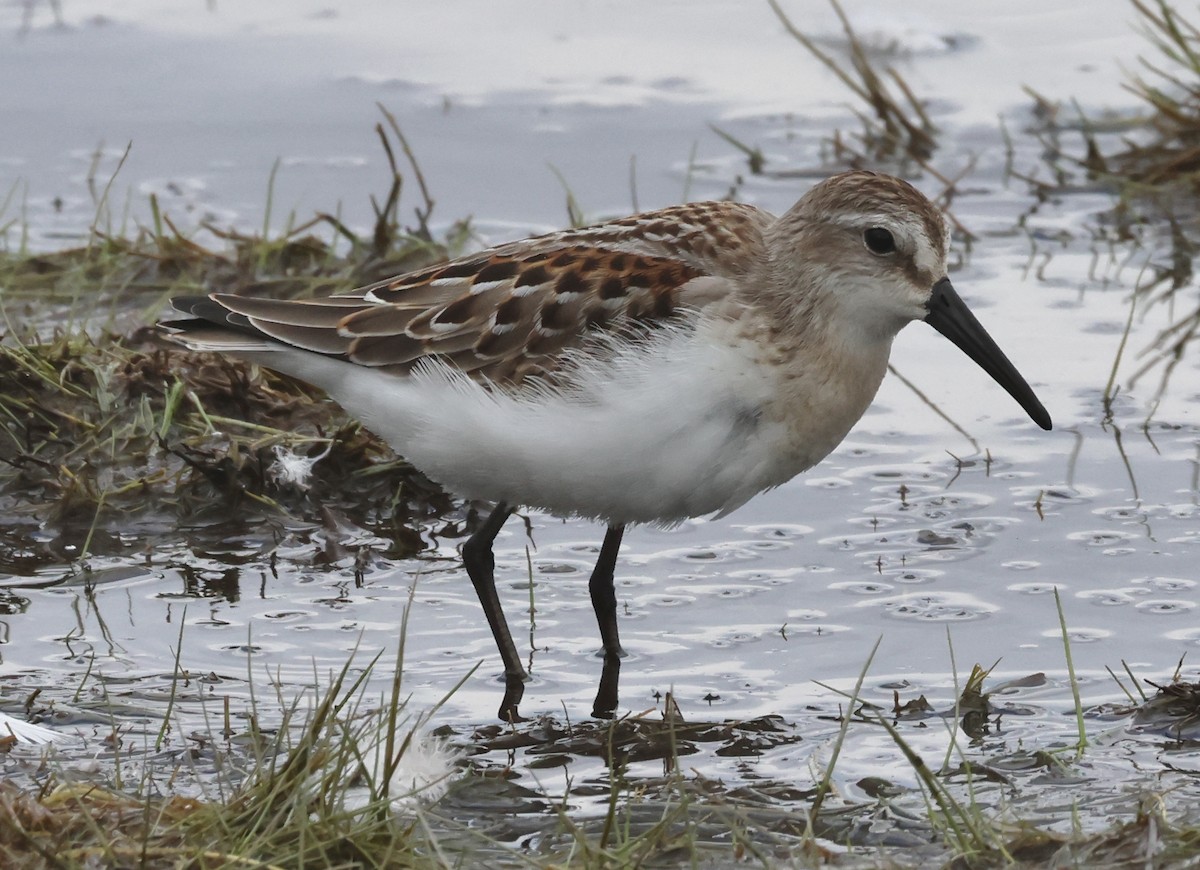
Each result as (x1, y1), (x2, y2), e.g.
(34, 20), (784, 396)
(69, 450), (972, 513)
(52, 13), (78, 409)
(924, 278), (1052, 431)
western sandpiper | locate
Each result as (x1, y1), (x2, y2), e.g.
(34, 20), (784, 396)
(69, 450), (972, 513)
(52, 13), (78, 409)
(165, 170), (1051, 720)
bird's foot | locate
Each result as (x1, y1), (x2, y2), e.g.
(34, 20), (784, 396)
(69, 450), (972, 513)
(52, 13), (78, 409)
(591, 653), (621, 719)
(498, 671), (528, 723)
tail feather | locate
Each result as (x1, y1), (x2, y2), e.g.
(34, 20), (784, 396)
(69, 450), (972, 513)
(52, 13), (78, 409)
(162, 294), (363, 356)
(210, 293), (373, 328)
(171, 294), (253, 330)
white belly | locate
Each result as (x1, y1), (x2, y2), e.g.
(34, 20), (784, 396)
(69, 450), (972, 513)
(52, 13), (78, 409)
(248, 318), (881, 526)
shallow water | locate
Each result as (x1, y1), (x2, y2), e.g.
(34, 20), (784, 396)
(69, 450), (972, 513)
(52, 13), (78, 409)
(4, 0), (1200, 860)
(3, 0), (1139, 246)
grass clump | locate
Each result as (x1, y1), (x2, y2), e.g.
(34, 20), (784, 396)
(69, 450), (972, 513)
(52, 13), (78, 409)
(1106, 0), (1200, 405)
(1025, 0), (1200, 203)
(1015, 1), (1200, 411)
(0, 636), (464, 870)
(767, 0), (938, 166)
(0, 333), (453, 569)
(1101, 0), (1200, 189)
(0, 116), (474, 577)
(1018, 1), (1200, 198)
(0, 114), (469, 333)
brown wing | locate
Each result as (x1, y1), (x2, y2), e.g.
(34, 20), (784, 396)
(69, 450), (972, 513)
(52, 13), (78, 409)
(198, 200), (773, 384)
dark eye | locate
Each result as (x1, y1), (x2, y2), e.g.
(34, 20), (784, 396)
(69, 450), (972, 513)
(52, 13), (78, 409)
(863, 227), (896, 255)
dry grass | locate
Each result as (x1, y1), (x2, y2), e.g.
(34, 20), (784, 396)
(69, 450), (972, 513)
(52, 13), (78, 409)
(1014, 1), (1200, 414)
(3, 651), (1198, 868)
(1108, 0), (1200, 187)
(0, 333), (455, 566)
(1016, 1), (1200, 195)
(0, 636), (463, 870)
(766, 0), (938, 166)
(0, 117), (473, 575)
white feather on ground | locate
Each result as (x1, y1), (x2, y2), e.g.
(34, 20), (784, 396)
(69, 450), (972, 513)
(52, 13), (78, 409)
(0, 711), (58, 745)
(357, 727), (462, 809)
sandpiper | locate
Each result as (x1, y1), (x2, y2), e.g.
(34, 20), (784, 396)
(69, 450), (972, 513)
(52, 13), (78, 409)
(165, 170), (1051, 720)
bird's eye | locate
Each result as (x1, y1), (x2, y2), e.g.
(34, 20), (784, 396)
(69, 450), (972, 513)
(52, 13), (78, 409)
(863, 227), (896, 255)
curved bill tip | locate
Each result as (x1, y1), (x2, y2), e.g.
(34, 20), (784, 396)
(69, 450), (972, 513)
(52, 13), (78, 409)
(924, 278), (1052, 431)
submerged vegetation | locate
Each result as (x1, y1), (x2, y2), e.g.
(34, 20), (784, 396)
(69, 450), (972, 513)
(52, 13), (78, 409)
(4, 2), (1200, 868)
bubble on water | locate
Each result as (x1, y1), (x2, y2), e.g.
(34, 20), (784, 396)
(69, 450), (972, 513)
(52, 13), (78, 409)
(1039, 627), (1111, 643)
(1076, 589), (1136, 607)
(881, 568), (942, 584)
(537, 561), (584, 576)
(877, 592), (997, 622)
(846, 515), (902, 530)
(847, 463), (947, 486)
(1002, 561), (1041, 571)
(724, 566), (833, 586)
(262, 610), (317, 622)
(829, 580), (894, 596)
(217, 640), (294, 656)
(634, 594), (695, 608)
(1008, 582), (1061, 595)
(737, 523), (814, 539)
(1012, 485), (1099, 505)
(910, 492), (996, 510)
(1092, 505), (1150, 523)
(781, 622), (852, 637)
(1130, 576), (1196, 592)
(665, 581), (766, 600)
(804, 476), (853, 490)
(1164, 627), (1200, 645)
(818, 532), (890, 552)
(615, 574), (657, 589)
(651, 543), (765, 564)
(1068, 529), (1139, 545)
(916, 529), (960, 547)
(1134, 599), (1197, 615)
(743, 539), (792, 552)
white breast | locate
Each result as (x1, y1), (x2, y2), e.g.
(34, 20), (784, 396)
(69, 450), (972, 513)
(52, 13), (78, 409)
(398, 323), (794, 525)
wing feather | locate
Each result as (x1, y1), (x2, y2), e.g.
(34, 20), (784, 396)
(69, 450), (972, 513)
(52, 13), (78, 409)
(167, 200), (774, 385)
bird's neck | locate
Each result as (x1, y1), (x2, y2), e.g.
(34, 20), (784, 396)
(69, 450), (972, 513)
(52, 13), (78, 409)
(723, 286), (894, 473)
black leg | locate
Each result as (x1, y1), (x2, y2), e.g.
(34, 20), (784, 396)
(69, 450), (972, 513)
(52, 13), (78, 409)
(588, 525), (627, 658)
(589, 525), (626, 718)
(593, 653), (620, 720)
(461, 502), (526, 720)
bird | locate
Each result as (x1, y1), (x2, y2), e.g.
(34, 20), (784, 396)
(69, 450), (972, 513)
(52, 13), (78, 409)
(162, 169), (1052, 721)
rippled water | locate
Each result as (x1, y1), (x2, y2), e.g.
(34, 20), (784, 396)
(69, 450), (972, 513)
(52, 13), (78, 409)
(4, 0), (1200, 858)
